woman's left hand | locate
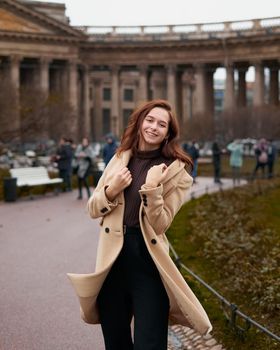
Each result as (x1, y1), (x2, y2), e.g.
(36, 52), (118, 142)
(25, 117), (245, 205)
(145, 163), (168, 187)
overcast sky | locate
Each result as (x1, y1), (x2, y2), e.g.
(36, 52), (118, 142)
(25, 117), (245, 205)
(41, 0), (279, 26)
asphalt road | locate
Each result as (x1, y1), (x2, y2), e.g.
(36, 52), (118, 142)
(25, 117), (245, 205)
(0, 190), (104, 350)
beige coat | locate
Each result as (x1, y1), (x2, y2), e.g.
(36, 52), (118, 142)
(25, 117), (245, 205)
(67, 150), (212, 335)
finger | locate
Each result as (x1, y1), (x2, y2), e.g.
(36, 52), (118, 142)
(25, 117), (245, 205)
(127, 177), (133, 184)
(120, 167), (128, 174)
(158, 163), (167, 172)
(124, 172), (132, 181)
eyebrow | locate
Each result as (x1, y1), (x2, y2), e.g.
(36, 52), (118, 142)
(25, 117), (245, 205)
(146, 115), (168, 125)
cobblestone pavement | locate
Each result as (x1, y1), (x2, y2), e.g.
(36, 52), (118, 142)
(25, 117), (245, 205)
(168, 325), (226, 350)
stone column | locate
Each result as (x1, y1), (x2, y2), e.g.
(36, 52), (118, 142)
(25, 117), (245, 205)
(224, 64), (235, 109)
(39, 57), (50, 96)
(166, 64), (176, 109)
(38, 57), (51, 139)
(68, 60), (78, 110)
(193, 63), (207, 114)
(92, 78), (103, 140)
(253, 61), (265, 106)
(237, 68), (247, 107)
(150, 71), (166, 99)
(111, 65), (120, 137)
(82, 65), (90, 137)
(9, 55), (21, 137)
(182, 70), (195, 122)
(138, 64), (148, 103)
(205, 68), (215, 115)
(10, 55), (20, 90)
(68, 60), (78, 138)
(269, 66), (279, 105)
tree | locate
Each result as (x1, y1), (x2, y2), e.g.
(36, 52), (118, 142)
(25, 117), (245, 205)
(221, 106), (280, 142)
(0, 80), (77, 148)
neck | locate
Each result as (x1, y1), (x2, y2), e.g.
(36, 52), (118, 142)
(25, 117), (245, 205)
(138, 140), (160, 151)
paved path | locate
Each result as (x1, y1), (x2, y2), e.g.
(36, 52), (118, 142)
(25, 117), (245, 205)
(0, 176), (246, 349)
(0, 190), (104, 350)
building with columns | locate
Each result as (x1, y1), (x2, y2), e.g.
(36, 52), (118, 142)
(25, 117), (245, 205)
(0, 0), (279, 142)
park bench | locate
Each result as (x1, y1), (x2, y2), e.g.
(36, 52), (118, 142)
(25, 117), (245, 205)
(9, 166), (63, 197)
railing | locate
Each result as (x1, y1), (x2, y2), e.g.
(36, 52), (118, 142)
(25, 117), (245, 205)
(169, 180), (280, 343)
(74, 16), (280, 41)
(169, 242), (280, 342)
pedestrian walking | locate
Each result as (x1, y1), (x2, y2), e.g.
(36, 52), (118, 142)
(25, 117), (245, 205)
(212, 141), (222, 184)
(67, 99), (212, 350)
(184, 140), (200, 183)
(251, 138), (268, 180)
(227, 139), (243, 185)
(75, 137), (94, 199)
(55, 137), (73, 192)
(103, 133), (118, 166)
(267, 139), (277, 179)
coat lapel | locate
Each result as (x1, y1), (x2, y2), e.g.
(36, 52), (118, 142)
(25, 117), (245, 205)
(162, 159), (186, 184)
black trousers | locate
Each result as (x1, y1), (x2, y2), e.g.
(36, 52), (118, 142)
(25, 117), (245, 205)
(59, 169), (72, 191)
(77, 176), (90, 198)
(97, 227), (169, 350)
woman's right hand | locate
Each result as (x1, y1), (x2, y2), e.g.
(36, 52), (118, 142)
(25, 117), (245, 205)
(105, 167), (132, 201)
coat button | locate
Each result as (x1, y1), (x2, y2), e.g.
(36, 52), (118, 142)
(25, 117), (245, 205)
(142, 194), (147, 199)
(151, 239), (157, 245)
(105, 227), (110, 233)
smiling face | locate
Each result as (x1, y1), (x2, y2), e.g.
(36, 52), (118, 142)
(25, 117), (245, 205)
(138, 107), (170, 151)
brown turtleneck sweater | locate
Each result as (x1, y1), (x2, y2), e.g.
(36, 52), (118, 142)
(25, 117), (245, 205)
(123, 148), (174, 227)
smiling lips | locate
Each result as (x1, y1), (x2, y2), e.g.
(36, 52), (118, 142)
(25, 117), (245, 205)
(146, 131), (158, 137)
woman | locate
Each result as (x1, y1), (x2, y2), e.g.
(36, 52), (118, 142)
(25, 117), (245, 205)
(75, 137), (94, 199)
(227, 139), (243, 185)
(68, 100), (212, 349)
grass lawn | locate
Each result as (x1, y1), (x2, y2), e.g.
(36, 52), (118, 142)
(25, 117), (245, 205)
(167, 177), (280, 350)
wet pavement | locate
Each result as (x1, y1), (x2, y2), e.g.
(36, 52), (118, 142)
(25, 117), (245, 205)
(0, 177), (246, 349)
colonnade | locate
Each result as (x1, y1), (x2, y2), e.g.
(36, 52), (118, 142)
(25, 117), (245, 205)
(1, 55), (279, 141)
(89, 61), (279, 140)
(0, 55), (90, 140)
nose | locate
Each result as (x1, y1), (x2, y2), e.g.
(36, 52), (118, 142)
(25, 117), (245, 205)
(150, 121), (157, 130)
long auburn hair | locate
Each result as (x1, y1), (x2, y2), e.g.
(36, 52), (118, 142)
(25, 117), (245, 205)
(117, 99), (193, 167)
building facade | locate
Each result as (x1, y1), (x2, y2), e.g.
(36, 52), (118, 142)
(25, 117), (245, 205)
(0, 0), (279, 142)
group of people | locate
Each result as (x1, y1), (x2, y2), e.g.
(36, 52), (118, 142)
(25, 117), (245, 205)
(56, 132), (277, 199)
(55, 136), (94, 199)
(55, 133), (118, 199)
(184, 138), (277, 185)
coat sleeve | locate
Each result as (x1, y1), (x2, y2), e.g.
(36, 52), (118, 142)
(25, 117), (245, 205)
(87, 156), (119, 219)
(139, 169), (193, 235)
